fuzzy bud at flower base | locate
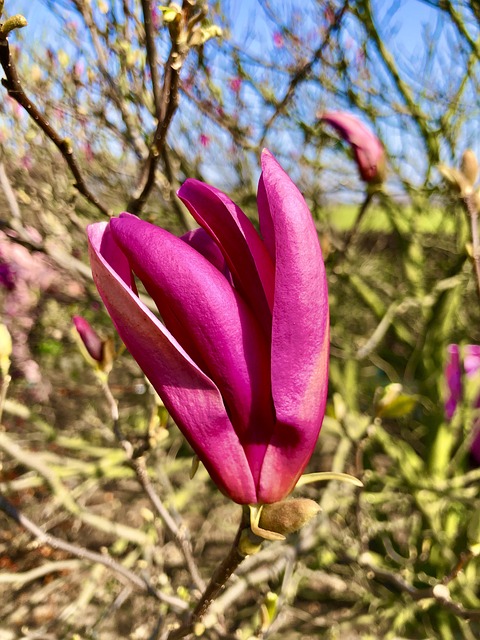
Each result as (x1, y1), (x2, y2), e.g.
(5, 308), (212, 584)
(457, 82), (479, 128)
(258, 498), (321, 536)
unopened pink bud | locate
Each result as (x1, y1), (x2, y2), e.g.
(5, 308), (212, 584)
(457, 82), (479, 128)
(73, 315), (103, 362)
(321, 110), (385, 184)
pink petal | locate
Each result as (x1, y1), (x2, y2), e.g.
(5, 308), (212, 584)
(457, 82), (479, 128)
(464, 345), (480, 378)
(471, 428), (480, 466)
(109, 214), (274, 484)
(177, 179), (275, 335)
(257, 150), (329, 503)
(181, 227), (231, 280)
(445, 344), (462, 420)
(87, 222), (257, 504)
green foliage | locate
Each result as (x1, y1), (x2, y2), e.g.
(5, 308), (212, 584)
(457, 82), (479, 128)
(0, 0), (480, 638)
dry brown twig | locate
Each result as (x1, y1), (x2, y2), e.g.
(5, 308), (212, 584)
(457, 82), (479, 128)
(127, 0), (207, 214)
(0, 494), (188, 612)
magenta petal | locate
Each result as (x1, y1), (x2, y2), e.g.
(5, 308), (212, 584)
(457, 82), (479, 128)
(464, 345), (480, 378)
(471, 428), (480, 466)
(87, 222), (257, 504)
(178, 179), (275, 334)
(181, 227), (231, 280)
(109, 214), (274, 483)
(445, 344), (462, 420)
(257, 150), (329, 503)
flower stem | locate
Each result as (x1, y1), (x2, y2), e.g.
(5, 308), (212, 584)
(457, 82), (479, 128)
(165, 509), (250, 640)
(343, 190), (374, 253)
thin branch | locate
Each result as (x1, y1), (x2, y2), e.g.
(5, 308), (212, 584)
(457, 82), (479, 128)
(141, 0), (163, 119)
(0, 430), (150, 546)
(259, 0), (350, 146)
(0, 559), (80, 585)
(71, 0), (148, 161)
(128, 1), (199, 214)
(359, 556), (480, 620)
(0, 38), (110, 217)
(132, 456), (206, 592)
(101, 377), (205, 592)
(0, 160), (21, 219)
(161, 147), (196, 231)
(162, 510), (250, 640)
(0, 494), (188, 612)
(464, 193), (480, 299)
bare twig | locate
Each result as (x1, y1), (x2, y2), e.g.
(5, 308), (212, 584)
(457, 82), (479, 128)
(0, 559), (80, 585)
(259, 0), (349, 146)
(141, 0), (163, 120)
(359, 556), (480, 620)
(464, 193), (480, 299)
(0, 38), (110, 217)
(130, 455), (206, 592)
(128, 1), (199, 214)
(0, 494), (188, 612)
(342, 190), (374, 253)
(0, 430), (150, 546)
(71, 0), (148, 160)
(0, 160), (21, 218)
(100, 377), (205, 592)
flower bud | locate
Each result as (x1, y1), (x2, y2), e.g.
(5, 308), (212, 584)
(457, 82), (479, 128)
(461, 149), (478, 188)
(72, 316), (113, 374)
(374, 382), (417, 419)
(321, 111), (386, 184)
(258, 498), (321, 536)
(0, 323), (12, 377)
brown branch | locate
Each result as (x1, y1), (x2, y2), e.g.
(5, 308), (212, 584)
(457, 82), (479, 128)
(0, 38), (110, 217)
(161, 146), (196, 231)
(464, 193), (480, 299)
(141, 0), (163, 120)
(101, 378), (205, 593)
(71, 0), (148, 161)
(360, 556), (480, 620)
(0, 494), (188, 612)
(163, 510), (251, 640)
(127, 1), (198, 215)
(130, 455), (206, 593)
(259, 0), (350, 146)
(355, 0), (438, 163)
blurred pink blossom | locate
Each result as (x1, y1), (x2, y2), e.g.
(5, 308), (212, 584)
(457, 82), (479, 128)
(445, 344), (480, 465)
(273, 31), (284, 48)
(199, 133), (210, 148)
(229, 77), (242, 93)
(83, 142), (94, 162)
(21, 156), (33, 171)
(0, 231), (85, 400)
(151, 5), (161, 29)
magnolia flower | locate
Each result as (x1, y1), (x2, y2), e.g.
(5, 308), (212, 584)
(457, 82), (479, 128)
(445, 344), (480, 464)
(321, 110), (385, 183)
(88, 150), (329, 505)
